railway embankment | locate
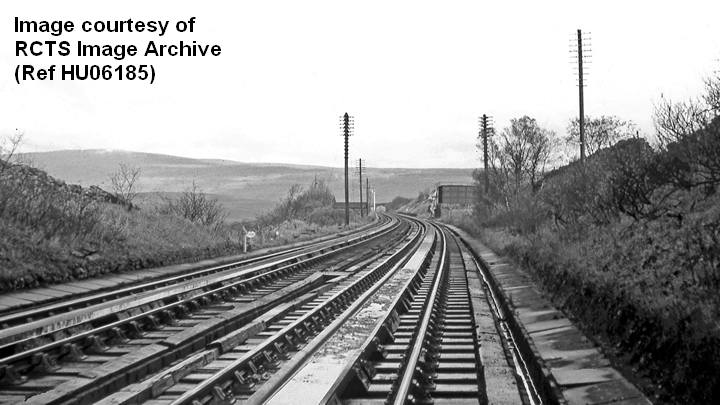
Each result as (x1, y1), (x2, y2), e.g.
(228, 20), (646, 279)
(439, 115), (720, 403)
(446, 224), (653, 405)
(447, 220), (720, 404)
(0, 160), (370, 293)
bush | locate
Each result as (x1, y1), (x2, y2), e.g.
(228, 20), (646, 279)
(0, 163), (104, 242)
(305, 207), (345, 227)
(157, 181), (227, 230)
(109, 164), (141, 211)
(255, 179), (336, 229)
(0, 135), (243, 292)
(454, 87), (720, 401)
(385, 196), (413, 212)
(0, 166), (243, 292)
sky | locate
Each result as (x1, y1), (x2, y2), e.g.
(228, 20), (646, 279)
(2, 1), (719, 168)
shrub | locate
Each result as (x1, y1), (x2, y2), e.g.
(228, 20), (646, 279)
(385, 196), (413, 212)
(305, 207), (345, 227)
(453, 90), (720, 401)
(109, 164), (141, 211)
(255, 179), (336, 229)
(0, 164), (104, 242)
(157, 181), (227, 230)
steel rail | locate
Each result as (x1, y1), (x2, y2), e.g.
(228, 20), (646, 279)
(243, 219), (428, 405)
(0, 215), (391, 327)
(448, 224), (543, 405)
(391, 222), (448, 405)
(168, 217), (425, 405)
(318, 223), (439, 405)
(0, 216), (403, 369)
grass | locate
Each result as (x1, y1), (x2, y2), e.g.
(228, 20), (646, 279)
(444, 207), (720, 404)
(444, 112), (720, 401)
(0, 161), (373, 292)
(0, 203), (373, 292)
(0, 204), (238, 290)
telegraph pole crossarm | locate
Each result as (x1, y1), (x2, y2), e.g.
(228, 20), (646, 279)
(571, 29), (591, 164)
(357, 158), (364, 218)
(479, 114), (493, 194)
(341, 113), (354, 226)
(578, 29), (585, 164)
(365, 178), (369, 216)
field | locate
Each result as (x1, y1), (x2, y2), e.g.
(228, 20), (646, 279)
(22, 149), (474, 221)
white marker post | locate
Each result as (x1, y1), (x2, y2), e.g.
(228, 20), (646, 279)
(244, 230), (256, 253)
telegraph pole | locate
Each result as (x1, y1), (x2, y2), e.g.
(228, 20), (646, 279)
(358, 159), (363, 218)
(571, 30), (590, 164)
(479, 114), (493, 194)
(341, 113), (353, 225)
(577, 29), (586, 164)
(365, 178), (370, 216)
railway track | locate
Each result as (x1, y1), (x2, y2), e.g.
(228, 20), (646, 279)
(0, 216), (408, 402)
(0, 215), (559, 405)
(0, 217), (398, 355)
(320, 223), (532, 405)
(0, 216), (393, 328)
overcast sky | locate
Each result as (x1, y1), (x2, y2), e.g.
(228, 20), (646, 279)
(2, 1), (719, 168)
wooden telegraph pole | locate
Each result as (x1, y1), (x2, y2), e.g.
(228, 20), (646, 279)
(577, 29), (586, 164)
(572, 29), (590, 163)
(357, 159), (364, 218)
(341, 113), (353, 225)
(479, 114), (493, 194)
(366, 178), (370, 216)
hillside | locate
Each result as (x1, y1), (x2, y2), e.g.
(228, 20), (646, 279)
(0, 157), (375, 292)
(21, 150), (474, 221)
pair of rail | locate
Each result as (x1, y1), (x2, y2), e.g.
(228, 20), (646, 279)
(0, 217), (400, 390)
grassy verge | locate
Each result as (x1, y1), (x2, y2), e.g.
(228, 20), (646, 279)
(444, 212), (720, 404)
(0, 160), (372, 292)
(0, 205), (238, 290)
(0, 208), (372, 292)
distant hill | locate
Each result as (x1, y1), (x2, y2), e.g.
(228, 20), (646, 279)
(20, 150), (475, 221)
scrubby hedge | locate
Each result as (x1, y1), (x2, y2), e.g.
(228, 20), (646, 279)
(485, 219), (720, 403)
(235, 179), (372, 248)
(456, 76), (720, 402)
(0, 144), (244, 292)
(255, 179), (337, 228)
(0, 153), (368, 293)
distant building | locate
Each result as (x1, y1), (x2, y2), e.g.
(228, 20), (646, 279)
(436, 183), (475, 205)
(432, 182), (475, 217)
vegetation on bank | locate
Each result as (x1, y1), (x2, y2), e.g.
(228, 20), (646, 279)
(0, 137), (369, 292)
(445, 74), (720, 403)
(385, 196), (414, 212)
(240, 178), (371, 248)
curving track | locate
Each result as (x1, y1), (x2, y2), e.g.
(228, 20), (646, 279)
(0, 215), (556, 405)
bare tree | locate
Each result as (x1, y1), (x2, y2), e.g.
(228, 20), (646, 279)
(703, 74), (720, 113)
(497, 116), (555, 192)
(280, 184), (303, 220)
(0, 132), (24, 176)
(654, 74), (719, 148)
(160, 181), (227, 228)
(0, 133), (26, 219)
(653, 97), (712, 149)
(109, 164), (141, 211)
(566, 115), (634, 156)
(653, 74), (720, 190)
